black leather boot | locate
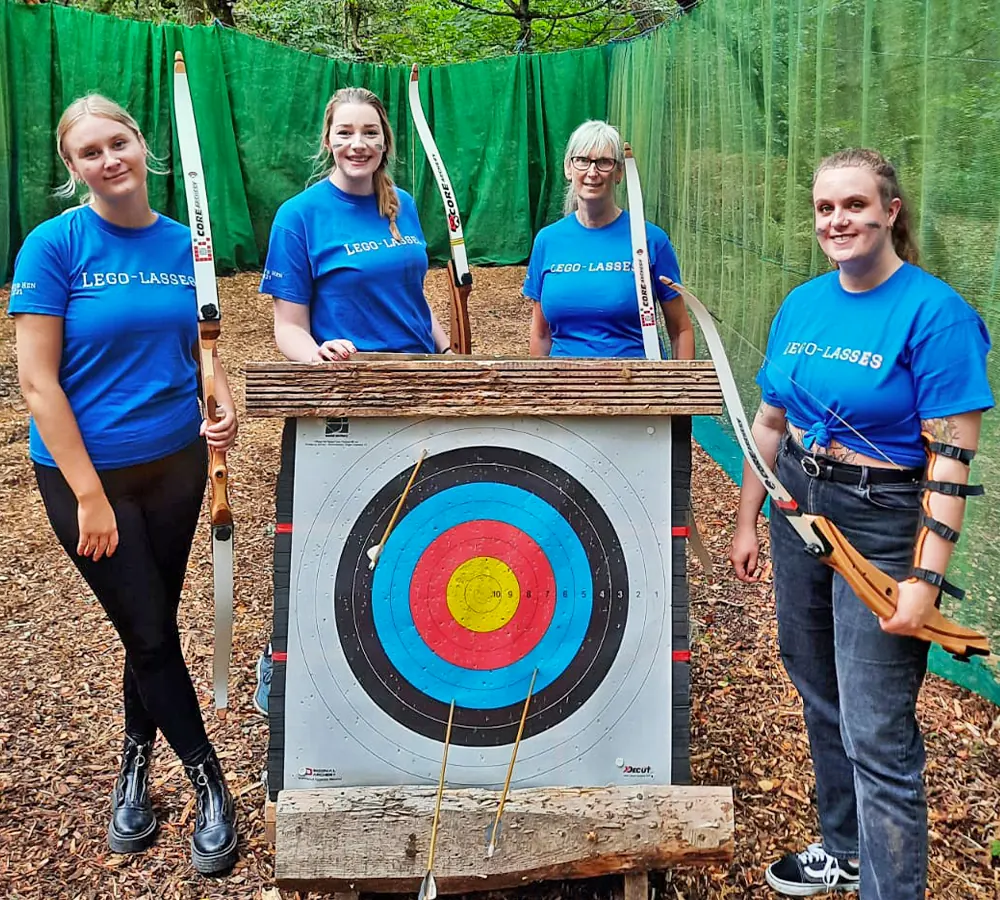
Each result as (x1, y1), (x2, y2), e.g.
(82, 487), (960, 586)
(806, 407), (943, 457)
(184, 746), (238, 874)
(108, 735), (157, 853)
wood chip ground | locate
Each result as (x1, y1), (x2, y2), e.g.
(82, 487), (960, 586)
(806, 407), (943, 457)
(1, 268), (997, 899)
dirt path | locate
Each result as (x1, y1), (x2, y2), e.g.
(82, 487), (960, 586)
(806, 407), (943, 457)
(1, 268), (996, 899)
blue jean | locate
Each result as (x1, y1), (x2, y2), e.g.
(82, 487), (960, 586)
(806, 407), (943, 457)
(770, 434), (928, 899)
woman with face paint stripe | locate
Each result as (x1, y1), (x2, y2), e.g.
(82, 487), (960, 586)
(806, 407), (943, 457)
(260, 87), (450, 362)
(255, 88), (451, 718)
(729, 148), (993, 899)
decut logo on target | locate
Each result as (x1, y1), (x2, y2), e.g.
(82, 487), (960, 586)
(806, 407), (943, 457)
(615, 756), (654, 778)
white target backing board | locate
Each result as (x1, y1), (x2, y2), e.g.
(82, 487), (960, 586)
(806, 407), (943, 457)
(266, 415), (692, 793)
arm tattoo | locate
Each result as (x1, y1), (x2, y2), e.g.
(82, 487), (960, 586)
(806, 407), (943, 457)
(922, 417), (960, 445)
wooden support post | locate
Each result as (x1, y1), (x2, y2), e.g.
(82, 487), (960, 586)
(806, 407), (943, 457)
(264, 795), (277, 844)
(274, 784), (733, 894)
(623, 872), (649, 900)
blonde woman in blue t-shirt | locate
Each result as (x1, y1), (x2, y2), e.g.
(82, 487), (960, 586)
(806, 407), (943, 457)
(253, 87), (452, 716)
(525, 120), (694, 360)
(261, 87), (451, 360)
(9, 95), (238, 873)
(729, 149), (992, 899)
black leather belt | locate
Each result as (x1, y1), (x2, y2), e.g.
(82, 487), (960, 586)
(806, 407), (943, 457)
(784, 434), (922, 485)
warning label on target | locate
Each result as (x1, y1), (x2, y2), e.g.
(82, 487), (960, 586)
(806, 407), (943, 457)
(194, 238), (214, 263)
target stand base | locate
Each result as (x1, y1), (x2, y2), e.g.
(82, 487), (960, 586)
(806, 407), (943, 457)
(273, 784), (734, 894)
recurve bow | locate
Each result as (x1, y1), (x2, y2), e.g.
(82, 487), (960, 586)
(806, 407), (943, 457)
(669, 278), (990, 661)
(408, 64), (472, 354)
(173, 51), (235, 717)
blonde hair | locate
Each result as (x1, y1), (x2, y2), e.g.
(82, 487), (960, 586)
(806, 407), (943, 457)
(314, 87), (401, 241)
(54, 94), (166, 202)
(563, 120), (625, 214)
(813, 148), (919, 265)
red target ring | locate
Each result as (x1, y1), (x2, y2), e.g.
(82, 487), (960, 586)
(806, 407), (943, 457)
(409, 520), (557, 670)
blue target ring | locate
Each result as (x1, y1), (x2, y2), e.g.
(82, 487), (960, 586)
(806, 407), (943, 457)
(372, 483), (593, 708)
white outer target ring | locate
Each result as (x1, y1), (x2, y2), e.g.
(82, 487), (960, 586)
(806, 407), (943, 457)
(287, 416), (672, 786)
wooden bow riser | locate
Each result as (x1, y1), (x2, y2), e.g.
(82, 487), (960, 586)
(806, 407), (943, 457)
(447, 260), (472, 355)
(196, 320), (232, 530)
(807, 514), (990, 658)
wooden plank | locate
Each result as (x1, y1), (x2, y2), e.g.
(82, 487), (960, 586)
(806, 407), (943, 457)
(274, 784), (733, 894)
(244, 358), (723, 418)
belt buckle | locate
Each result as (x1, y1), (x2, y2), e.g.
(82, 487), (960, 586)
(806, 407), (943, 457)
(800, 455), (821, 478)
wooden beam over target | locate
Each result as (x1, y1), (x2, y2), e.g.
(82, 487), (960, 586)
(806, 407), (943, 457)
(274, 784), (734, 894)
(244, 357), (722, 418)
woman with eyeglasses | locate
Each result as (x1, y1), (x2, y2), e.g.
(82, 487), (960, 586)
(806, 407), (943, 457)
(525, 120), (694, 359)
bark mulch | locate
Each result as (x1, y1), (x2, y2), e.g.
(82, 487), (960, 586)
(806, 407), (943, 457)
(1, 268), (997, 900)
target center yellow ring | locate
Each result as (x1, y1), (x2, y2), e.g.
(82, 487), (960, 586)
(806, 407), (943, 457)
(447, 557), (520, 632)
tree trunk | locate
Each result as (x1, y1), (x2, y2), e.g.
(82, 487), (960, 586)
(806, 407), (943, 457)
(516, 0), (532, 49)
(204, 0), (235, 27)
(629, 0), (666, 32)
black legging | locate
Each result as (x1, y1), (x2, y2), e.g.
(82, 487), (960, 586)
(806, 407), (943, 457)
(35, 438), (211, 764)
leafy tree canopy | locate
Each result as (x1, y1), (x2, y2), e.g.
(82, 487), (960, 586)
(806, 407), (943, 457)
(64, 0), (694, 63)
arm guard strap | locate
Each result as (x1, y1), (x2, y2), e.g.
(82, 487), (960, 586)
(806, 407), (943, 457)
(909, 432), (982, 600)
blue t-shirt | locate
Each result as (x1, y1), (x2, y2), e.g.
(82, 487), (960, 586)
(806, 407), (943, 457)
(8, 206), (202, 470)
(523, 211), (682, 358)
(757, 263), (994, 467)
(260, 180), (435, 353)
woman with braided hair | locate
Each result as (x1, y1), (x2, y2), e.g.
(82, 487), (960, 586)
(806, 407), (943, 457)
(260, 86), (450, 363)
(254, 87), (451, 715)
(729, 148), (992, 898)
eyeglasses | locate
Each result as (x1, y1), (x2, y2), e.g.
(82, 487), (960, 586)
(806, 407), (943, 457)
(570, 156), (618, 173)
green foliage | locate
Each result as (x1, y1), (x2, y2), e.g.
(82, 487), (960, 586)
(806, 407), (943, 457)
(64, 0), (675, 62)
(235, 0), (360, 57)
(72, 0), (201, 24)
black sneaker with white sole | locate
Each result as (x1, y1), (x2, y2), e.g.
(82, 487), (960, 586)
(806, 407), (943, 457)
(765, 843), (860, 896)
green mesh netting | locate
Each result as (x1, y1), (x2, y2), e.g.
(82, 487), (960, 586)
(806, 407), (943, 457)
(610, 0), (1000, 701)
(1, 0), (997, 700)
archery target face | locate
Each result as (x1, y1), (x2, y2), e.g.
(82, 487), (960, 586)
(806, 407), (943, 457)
(283, 416), (676, 788)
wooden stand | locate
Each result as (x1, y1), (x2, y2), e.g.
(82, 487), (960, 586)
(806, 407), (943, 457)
(246, 357), (730, 897)
(272, 784), (733, 894)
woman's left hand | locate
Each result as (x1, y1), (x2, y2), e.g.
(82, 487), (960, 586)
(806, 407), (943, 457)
(880, 578), (939, 636)
(201, 403), (238, 452)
